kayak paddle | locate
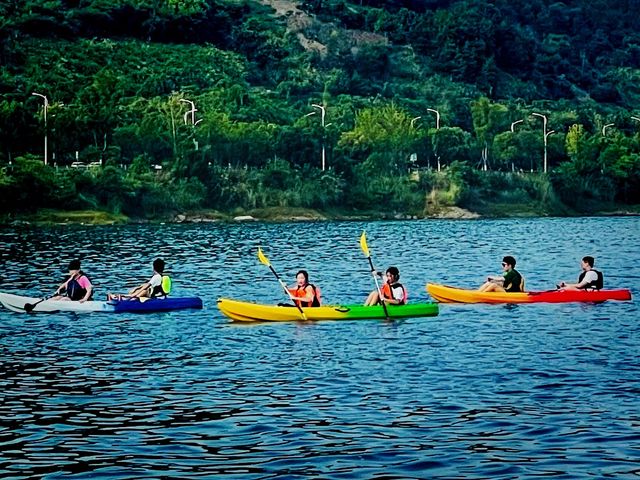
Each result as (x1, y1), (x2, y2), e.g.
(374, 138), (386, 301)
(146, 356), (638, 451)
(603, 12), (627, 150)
(360, 231), (390, 320)
(257, 247), (307, 320)
(24, 293), (56, 313)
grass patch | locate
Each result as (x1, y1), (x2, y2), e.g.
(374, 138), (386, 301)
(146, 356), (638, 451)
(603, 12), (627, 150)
(246, 207), (327, 221)
(27, 209), (128, 225)
(472, 202), (553, 217)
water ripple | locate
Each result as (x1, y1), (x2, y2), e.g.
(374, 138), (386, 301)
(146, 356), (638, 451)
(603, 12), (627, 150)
(0, 217), (639, 478)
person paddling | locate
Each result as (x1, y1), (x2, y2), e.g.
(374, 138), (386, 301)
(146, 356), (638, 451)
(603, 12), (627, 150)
(558, 256), (603, 291)
(364, 266), (407, 306)
(53, 259), (93, 302)
(478, 256), (524, 293)
(288, 270), (321, 307)
(108, 258), (171, 301)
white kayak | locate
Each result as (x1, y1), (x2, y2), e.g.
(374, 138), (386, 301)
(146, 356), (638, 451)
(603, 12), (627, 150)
(0, 292), (112, 313)
(0, 292), (203, 314)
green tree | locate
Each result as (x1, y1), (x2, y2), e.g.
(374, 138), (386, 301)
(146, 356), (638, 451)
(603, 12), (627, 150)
(470, 96), (508, 170)
(339, 104), (420, 171)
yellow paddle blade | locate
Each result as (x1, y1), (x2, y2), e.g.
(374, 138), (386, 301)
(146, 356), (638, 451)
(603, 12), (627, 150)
(359, 231), (370, 257)
(257, 247), (270, 267)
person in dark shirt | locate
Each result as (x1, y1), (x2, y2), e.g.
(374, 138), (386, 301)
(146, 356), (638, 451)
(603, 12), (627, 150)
(478, 256), (524, 293)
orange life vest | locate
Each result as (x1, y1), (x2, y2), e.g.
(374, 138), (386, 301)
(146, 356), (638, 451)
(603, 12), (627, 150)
(381, 282), (407, 304)
(288, 284), (321, 307)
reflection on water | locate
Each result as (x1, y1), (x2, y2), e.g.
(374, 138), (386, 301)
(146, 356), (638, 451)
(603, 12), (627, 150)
(1, 217), (639, 478)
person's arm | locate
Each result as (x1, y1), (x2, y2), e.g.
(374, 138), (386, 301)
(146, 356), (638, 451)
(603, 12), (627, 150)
(381, 296), (402, 305)
(56, 273), (76, 294)
(79, 284), (93, 302)
(381, 285), (404, 305)
(129, 282), (150, 295)
(501, 271), (513, 291)
(565, 271), (597, 289)
(292, 285), (315, 303)
(78, 277), (93, 303)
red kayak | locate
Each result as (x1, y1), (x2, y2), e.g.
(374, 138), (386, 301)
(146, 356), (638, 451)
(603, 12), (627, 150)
(427, 283), (633, 304)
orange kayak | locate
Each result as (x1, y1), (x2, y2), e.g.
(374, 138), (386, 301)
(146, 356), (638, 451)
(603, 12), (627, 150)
(426, 283), (632, 304)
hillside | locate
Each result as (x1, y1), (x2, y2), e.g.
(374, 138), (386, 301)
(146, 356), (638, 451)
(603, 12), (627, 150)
(0, 0), (639, 218)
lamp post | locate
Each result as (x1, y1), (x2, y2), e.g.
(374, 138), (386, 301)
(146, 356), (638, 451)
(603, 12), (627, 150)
(510, 119), (523, 132)
(509, 120), (523, 172)
(411, 116), (421, 128)
(531, 112), (554, 173)
(307, 103), (330, 170)
(179, 98), (201, 125)
(32, 92), (49, 165)
(426, 108), (440, 130)
(180, 98), (201, 150)
(602, 123), (614, 136)
(631, 116), (640, 125)
(423, 109), (441, 170)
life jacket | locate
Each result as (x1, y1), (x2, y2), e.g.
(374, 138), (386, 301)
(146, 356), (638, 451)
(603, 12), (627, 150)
(66, 272), (92, 301)
(151, 275), (172, 297)
(578, 269), (603, 290)
(504, 269), (524, 293)
(381, 282), (407, 304)
(289, 283), (321, 307)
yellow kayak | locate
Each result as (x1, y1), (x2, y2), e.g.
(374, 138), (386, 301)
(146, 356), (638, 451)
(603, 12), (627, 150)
(217, 298), (439, 322)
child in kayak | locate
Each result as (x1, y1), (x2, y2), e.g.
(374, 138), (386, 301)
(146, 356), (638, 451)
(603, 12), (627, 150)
(364, 266), (407, 306)
(53, 259), (94, 302)
(558, 256), (603, 290)
(108, 258), (171, 301)
(288, 270), (321, 307)
(478, 256), (524, 293)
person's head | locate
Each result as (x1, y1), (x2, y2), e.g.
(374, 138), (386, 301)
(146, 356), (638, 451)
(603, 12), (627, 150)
(68, 259), (81, 273)
(502, 256), (516, 270)
(153, 258), (165, 274)
(386, 266), (400, 283)
(582, 256), (594, 269)
(296, 270), (309, 286)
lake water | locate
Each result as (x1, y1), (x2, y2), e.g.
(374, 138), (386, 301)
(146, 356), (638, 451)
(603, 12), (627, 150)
(1, 217), (639, 478)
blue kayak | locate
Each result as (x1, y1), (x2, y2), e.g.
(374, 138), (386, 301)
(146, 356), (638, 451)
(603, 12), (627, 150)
(111, 297), (204, 313)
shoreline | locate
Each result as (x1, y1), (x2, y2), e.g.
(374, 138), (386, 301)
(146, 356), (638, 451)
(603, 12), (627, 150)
(2, 205), (639, 227)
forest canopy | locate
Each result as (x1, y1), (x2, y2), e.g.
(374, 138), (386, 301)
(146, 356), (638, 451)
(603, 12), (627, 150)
(1, 0), (639, 218)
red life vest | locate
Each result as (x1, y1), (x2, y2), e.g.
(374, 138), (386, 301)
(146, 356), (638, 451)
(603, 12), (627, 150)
(381, 282), (407, 304)
(288, 284), (321, 307)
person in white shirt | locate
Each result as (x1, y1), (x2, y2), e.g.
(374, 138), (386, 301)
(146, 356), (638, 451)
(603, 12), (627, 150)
(559, 256), (602, 290)
(108, 258), (169, 300)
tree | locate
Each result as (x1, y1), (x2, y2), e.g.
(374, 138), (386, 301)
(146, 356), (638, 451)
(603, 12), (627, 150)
(338, 104), (420, 171)
(470, 96), (508, 170)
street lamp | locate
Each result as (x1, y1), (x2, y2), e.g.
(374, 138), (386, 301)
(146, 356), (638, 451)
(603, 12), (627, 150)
(180, 98), (201, 125)
(531, 112), (555, 173)
(32, 92), (49, 165)
(508, 120), (524, 172)
(631, 116), (640, 124)
(425, 109), (441, 170)
(411, 116), (421, 128)
(602, 123), (614, 136)
(510, 120), (523, 132)
(426, 108), (440, 130)
(307, 103), (330, 170)
(180, 98), (202, 150)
